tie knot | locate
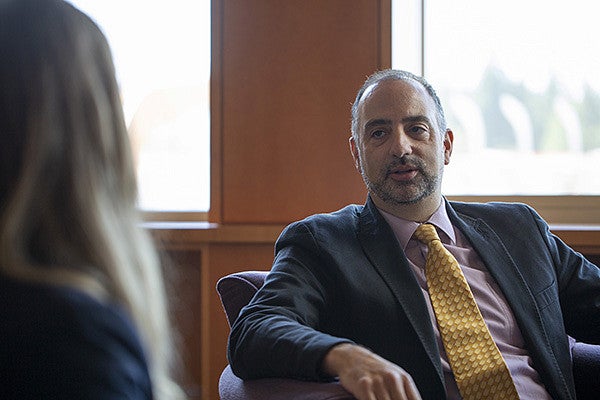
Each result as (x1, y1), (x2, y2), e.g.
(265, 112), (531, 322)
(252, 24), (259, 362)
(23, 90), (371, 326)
(414, 223), (440, 245)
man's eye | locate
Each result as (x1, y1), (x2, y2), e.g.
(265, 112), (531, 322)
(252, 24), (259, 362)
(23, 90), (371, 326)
(409, 126), (427, 135)
(371, 130), (386, 138)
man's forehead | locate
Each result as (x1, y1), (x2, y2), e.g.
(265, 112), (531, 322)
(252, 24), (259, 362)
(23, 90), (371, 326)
(358, 79), (432, 117)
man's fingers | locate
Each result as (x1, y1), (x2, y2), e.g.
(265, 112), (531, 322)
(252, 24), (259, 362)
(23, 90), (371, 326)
(353, 368), (417, 400)
(400, 373), (422, 400)
(323, 344), (423, 400)
(355, 374), (391, 400)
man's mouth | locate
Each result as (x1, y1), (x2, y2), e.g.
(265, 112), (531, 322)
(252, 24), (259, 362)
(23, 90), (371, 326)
(387, 165), (419, 181)
(385, 156), (425, 182)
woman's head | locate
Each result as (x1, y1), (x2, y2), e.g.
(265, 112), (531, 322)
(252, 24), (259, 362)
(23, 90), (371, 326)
(0, 0), (136, 269)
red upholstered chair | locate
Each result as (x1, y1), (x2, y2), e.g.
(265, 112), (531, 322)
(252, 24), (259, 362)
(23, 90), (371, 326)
(216, 271), (600, 400)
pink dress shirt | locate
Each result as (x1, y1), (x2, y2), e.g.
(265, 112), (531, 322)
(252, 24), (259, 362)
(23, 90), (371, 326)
(379, 203), (552, 400)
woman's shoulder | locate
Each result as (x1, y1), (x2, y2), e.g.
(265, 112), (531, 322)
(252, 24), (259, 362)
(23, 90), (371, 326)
(0, 273), (140, 346)
(0, 274), (153, 399)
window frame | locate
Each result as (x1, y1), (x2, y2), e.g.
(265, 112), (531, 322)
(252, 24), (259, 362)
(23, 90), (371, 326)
(143, 211), (209, 222)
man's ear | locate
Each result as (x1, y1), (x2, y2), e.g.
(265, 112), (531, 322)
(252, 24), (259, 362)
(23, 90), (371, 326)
(349, 136), (361, 171)
(443, 129), (454, 165)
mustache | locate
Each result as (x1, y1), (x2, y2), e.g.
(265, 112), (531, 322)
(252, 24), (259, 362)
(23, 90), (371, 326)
(385, 156), (425, 175)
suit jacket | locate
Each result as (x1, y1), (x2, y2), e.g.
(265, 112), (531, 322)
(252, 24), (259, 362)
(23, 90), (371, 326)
(228, 197), (600, 400)
(0, 274), (152, 399)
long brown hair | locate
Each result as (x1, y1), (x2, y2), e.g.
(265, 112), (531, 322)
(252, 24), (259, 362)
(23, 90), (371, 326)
(0, 0), (181, 397)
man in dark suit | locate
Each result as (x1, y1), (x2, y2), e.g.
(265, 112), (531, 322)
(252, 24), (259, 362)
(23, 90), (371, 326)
(228, 70), (600, 400)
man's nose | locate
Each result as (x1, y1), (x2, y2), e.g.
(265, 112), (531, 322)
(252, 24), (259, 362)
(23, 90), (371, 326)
(390, 129), (413, 158)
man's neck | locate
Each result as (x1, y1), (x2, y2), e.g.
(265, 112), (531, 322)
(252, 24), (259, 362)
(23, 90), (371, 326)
(371, 193), (443, 223)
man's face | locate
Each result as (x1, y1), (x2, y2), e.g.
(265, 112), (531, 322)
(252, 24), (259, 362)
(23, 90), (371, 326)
(351, 79), (453, 210)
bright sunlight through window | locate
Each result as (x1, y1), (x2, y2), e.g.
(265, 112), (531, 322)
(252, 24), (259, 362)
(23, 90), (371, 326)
(68, 0), (211, 211)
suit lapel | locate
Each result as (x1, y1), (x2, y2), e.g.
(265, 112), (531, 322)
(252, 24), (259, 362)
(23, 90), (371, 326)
(445, 203), (540, 325)
(358, 198), (444, 385)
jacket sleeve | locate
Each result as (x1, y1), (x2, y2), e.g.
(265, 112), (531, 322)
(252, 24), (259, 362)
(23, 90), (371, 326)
(227, 220), (353, 381)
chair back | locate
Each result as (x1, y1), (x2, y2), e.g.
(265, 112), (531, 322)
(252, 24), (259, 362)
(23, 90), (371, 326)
(573, 342), (600, 400)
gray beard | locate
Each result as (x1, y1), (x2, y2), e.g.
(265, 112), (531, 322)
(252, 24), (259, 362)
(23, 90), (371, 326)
(360, 158), (441, 206)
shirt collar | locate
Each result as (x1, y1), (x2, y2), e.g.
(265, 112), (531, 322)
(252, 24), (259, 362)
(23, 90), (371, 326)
(378, 199), (456, 250)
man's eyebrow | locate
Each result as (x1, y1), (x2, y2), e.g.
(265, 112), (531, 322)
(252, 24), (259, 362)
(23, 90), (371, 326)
(401, 115), (433, 125)
(363, 115), (433, 131)
(364, 118), (392, 131)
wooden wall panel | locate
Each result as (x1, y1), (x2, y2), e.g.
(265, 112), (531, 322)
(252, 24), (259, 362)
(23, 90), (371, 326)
(213, 0), (390, 223)
(160, 250), (203, 398)
(201, 243), (276, 400)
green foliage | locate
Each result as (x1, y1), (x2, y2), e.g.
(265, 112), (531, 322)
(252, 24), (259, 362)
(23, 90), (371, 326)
(578, 85), (600, 150)
(449, 65), (600, 152)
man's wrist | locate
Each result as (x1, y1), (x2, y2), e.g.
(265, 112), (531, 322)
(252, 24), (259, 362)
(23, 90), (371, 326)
(322, 342), (364, 377)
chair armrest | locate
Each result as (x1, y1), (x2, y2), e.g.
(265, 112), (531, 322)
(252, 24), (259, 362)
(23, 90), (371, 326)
(219, 365), (356, 400)
(220, 343), (600, 399)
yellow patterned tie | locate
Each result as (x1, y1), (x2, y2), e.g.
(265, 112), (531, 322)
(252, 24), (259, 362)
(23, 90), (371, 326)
(414, 223), (519, 400)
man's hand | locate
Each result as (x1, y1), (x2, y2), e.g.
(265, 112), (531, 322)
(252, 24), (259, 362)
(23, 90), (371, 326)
(322, 343), (422, 400)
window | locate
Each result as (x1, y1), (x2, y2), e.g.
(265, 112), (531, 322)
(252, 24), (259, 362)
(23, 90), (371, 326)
(392, 0), (600, 197)
(68, 1), (211, 213)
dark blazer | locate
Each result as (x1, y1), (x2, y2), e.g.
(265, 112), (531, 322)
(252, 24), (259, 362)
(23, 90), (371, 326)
(0, 275), (152, 399)
(229, 197), (600, 400)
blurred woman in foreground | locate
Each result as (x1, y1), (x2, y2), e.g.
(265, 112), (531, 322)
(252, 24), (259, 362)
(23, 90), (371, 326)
(0, 0), (183, 398)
